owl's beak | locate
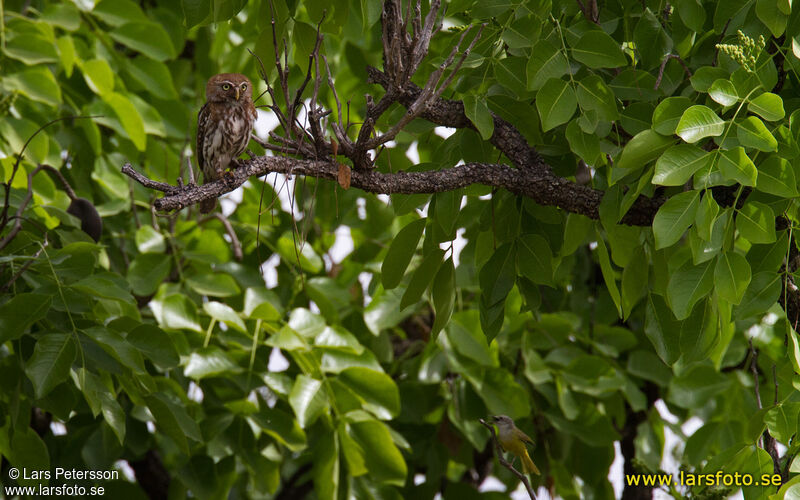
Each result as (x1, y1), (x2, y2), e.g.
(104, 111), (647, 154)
(235, 88), (240, 101)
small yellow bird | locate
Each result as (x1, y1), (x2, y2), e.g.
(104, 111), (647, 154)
(492, 415), (541, 475)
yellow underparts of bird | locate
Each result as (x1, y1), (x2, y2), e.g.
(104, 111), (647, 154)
(492, 415), (541, 475)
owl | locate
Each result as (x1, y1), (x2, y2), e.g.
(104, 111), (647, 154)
(196, 73), (257, 213)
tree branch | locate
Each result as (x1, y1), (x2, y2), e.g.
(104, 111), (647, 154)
(122, 158), (663, 225)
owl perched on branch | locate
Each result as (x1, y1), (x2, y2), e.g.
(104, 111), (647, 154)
(196, 73), (257, 213)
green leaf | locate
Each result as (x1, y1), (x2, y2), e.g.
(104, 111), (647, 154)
(0, 293), (51, 344)
(83, 327), (146, 372)
(494, 56), (529, 97)
(565, 120), (602, 163)
(243, 287), (283, 321)
(536, 78), (577, 131)
(431, 258), (456, 337)
(675, 105), (725, 143)
(621, 246), (648, 319)
(652, 96), (692, 135)
(737, 202), (776, 244)
(184, 347), (243, 379)
(203, 301), (246, 332)
(381, 218), (425, 289)
(737, 116), (778, 152)
(714, 252), (751, 304)
(633, 8), (672, 69)
(748, 92), (785, 121)
(250, 407), (307, 452)
(708, 79), (739, 106)
(645, 294), (681, 365)
(614, 129), (675, 180)
(339, 367), (400, 419)
(576, 75), (619, 121)
(652, 145), (712, 186)
(516, 234), (553, 285)
(10, 428), (50, 485)
(349, 420), (407, 486)
(479, 244), (515, 307)
(125, 56), (179, 100)
(110, 22), (176, 61)
(400, 248), (444, 309)
(717, 147), (757, 186)
(765, 403), (800, 443)
(3, 67), (62, 107)
(338, 422), (367, 476)
(595, 234), (622, 317)
(526, 39), (569, 90)
(276, 233), (323, 273)
(4, 34), (59, 65)
(145, 393), (202, 454)
(103, 91), (146, 151)
(92, 0), (149, 26)
(675, 0), (706, 31)
(756, 155), (798, 197)
(735, 272), (781, 320)
(187, 273), (241, 297)
(135, 225), (166, 253)
(695, 192), (720, 241)
(289, 375), (327, 428)
(653, 190), (700, 249)
(127, 253), (171, 296)
(81, 58), (115, 96)
(667, 259), (714, 320)
(756, 0), (787, 36)
(571, 30), (627, 68)
(127, 324), (179, 369)
(25, 334), (76, 399)
(690, 67), (729, 92)
(464, 95), (494, 140)
(150, 293), (203, 333)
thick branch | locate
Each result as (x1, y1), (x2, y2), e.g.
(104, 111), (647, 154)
(123, 158), (661, 224)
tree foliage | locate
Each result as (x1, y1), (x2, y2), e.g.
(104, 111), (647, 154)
(4, 0), (800, 499)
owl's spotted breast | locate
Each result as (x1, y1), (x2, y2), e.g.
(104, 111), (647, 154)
(196, 73), (257, 213)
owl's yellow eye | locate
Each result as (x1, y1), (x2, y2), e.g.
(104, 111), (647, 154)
(222, 83), (231, 90)
(241, 83), (247, 91)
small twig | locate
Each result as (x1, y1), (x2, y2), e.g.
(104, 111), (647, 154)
(39, 165), (77, 200)
(750, 339), (783, 479)
(713, 20), (731, 66)
(121, 163), (182, 195)
(478, 418), (537, 500)
(0, 164), (45, 251)
(0, 234), (47, 293)
(654, 54), (692, 90)
(199, 213), (243, 261)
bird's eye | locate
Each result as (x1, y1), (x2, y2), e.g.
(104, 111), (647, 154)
(241, 83), (247, 91)
(222, 84), (231, 90)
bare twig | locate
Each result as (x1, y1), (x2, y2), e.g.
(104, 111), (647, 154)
(39, 165), (77, 200)
(0, 234), (47, 293)
(199, 213), (243, 261)
(713, 20), (732, 66)
(654, 54), (693, 90)
(750, 340), (783, 479)
(478, 418), (537, 500)
(0, 164), (45, 251)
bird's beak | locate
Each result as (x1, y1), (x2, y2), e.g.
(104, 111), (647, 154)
(235, 88), (240, 101)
